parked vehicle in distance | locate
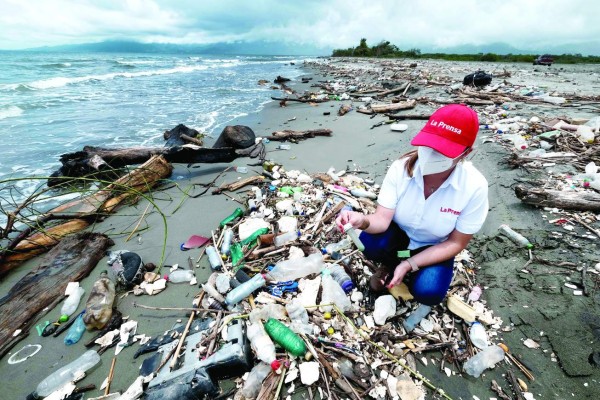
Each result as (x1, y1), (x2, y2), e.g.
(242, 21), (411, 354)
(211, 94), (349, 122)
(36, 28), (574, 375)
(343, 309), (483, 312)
(533, 54), (554, 66)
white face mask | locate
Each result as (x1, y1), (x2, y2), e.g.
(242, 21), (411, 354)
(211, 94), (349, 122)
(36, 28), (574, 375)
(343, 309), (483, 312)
(417, 146), (458, 175)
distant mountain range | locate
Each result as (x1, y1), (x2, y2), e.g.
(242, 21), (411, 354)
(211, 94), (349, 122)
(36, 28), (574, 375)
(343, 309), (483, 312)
(14, 39), (600, 57)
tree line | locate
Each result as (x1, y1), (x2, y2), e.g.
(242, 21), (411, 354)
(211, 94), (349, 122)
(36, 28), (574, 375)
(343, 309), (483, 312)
(332, 39), (600, 64)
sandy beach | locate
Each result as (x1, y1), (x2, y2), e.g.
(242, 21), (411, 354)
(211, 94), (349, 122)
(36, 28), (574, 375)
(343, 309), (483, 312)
(1, 57), (599, 400)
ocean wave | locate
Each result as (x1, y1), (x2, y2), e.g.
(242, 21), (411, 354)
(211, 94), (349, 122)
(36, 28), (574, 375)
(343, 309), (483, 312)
(0, 105), (24, 120)
(41, 62), (72, 68)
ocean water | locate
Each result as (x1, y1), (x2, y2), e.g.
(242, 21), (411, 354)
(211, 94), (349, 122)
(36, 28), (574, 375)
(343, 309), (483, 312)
(0, 51), (303, 209)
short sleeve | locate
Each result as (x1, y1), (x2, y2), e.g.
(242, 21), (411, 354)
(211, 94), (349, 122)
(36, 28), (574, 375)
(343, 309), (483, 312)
(377, 160), (406, 209)
(455, 183), (489, 234)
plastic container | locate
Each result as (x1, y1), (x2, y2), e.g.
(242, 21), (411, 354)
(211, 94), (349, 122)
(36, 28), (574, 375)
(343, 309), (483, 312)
(220, 228), (234, 256)
(325, 238), (352, 254)
(83, 272), (115, 330)
(242, 362), (272, 399)
(373, 295), (397, 325)
(168, 269), (195, 283)
(278, 144), (291, 150)
(468, 285), (482, 302)
(402, 304), (432, 332)
(35, 350), (101, 397)
(577, 125), (595, 143)
(273, 230), (300, 247)
(343, 223), (365, 251)
(268, 253), (324, 282)
(60, 286), (85, 317)
(264, 318), (307, 357)
(463, 345), (505, 377)
(510, 134), (528, 150)
(219, 207), (244, 227)
(235, 166), (248, 174)
(286, 299), (312, 335)
(247, 323), (280, 370)
(225, 274), (266, 306)
(469, 322), (488, 349)
(320, 270), (351, 312)
(64, 313), (86, 346)
(498, 224), (533, 249)
(202, 283), (226, 304)
(205, 245), (222, 271)
(327, 264), (354, 293)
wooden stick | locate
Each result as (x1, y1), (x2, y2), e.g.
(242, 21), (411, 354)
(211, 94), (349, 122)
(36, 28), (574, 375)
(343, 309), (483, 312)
(332, 249), (360, 265)
(125, 203), (152, 242)
(170, 311), (195, 371)
(573, 214), (600, 239)
(205, 311), (223, 358)
(132, 302), (233, 314)
(104, 357), (117, 396)
(507, 369), (527, 400)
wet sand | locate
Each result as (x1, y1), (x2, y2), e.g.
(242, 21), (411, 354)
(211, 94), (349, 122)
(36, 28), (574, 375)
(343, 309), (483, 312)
(1, 58), (599, 399)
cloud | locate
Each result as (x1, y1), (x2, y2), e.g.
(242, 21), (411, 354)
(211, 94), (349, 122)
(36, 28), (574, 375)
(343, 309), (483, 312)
(0, 0), (598, 54)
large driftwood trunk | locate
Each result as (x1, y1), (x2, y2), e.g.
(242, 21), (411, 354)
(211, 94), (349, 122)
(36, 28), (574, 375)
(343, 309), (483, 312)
(515, 184), (600, 212)
(0, 155), (172, 275)
(369, 99), (416, 113)
(0, 232), (113, 359)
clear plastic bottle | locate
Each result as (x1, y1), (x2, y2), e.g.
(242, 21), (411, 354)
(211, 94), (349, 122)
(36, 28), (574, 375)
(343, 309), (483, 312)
(64, 313), (86, 346)
(373, 295), (397, 325)
(168, 269), (195, 283)
(469, 321), (488, 349)
(325, 238), (352, 254)
(273, 230), (299, 247)
(202, 283), (226, 304)
(343, 223), (365, 251)
(246, 322), (279, 370)
(286, 299), (312, 335)
(320, 270), (351, 312)
(463, 345), (505, 377)
(327, 264), (354, 293)
(60, 286), (85, 317)
(264, 318), (307, 357)
(242, 362), (272, 399)
(220, 228), (234, 256)
(402, 304), (431, 332)
(83, 272), (115, 330)
(224, 274), (266, 306)
(577, 125), (595, 143)
(498, 224), (533, 249)
(35, 350), (101, 397)
(268, 253), (324, 282)
(205, 245), (222, 271)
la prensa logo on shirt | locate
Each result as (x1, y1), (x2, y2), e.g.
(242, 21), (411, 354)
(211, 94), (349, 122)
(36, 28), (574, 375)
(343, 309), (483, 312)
(430, 119), (462, 134)
(440, 207), (461, 215)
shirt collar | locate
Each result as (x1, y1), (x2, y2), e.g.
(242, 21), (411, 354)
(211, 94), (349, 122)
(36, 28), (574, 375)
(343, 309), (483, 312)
(413, 160), (463, 190)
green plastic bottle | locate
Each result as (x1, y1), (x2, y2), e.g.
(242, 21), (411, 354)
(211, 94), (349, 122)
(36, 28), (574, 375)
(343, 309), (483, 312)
(264, 318), (307, 357)
(240, 228), (269, 247)
(219, 208), (244, 228)
(230, 242), (244, 271)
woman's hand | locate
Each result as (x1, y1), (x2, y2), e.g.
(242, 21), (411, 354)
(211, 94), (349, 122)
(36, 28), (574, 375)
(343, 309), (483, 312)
(335, 210), (367, 232)
(387, 261), (412, 289)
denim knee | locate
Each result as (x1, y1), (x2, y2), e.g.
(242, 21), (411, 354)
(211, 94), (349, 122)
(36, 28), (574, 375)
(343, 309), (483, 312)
(408, 261), (454, 306)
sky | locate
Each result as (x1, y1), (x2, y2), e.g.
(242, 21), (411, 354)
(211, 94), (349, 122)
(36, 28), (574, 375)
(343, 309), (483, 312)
(0, 0), (598, 54)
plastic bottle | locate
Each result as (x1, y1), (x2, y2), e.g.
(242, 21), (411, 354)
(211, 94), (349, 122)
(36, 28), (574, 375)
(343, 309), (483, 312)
(247, 323), (280, 370)
(225, 274), (266, 306)
(83, 272), (115, 330)
(577, 125), (595, 143)
(463, 345), (505, 378)
(168, 269), (195, 283)
(264, 318), (307, 357)
(235, 166), (248, 174)
(268, 252), (324, 282)
(274, 230), (300, 247)
(64, 313), (86, 346)
(324, 238), (352, 254)
(60, 286), (85, 317)
(498, 224), (533, 249)
(327, 264), (354, 293)
(219, 207), (244, 227)
(469, 322), (489, 349)
(220, 228), (234, 256)
(373, 295), (397, 325)
(402, 304), (432, 332)
(205, 245), (222, 270)
(242, 362), (272, 399)
(35, 350), (101, 397)
(286, 299), (312, 335)
(278, 144), (291, 150)
(343, 223), (365, 251)
(320, 270), (351, 312)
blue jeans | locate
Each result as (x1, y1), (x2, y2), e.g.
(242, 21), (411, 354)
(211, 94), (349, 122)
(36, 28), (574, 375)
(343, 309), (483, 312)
(359, 224), (454, 305)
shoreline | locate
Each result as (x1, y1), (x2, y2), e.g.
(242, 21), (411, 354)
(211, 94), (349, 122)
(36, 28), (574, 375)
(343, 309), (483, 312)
(1, 58), (599, 399)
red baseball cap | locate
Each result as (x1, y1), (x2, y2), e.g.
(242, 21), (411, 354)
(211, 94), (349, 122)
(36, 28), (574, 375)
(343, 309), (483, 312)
(411, 104), (479, 158)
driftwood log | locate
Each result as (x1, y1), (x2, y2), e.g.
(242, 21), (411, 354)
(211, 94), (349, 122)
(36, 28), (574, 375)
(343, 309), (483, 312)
(369, 99), (417, 113)
(163, 124), (204, 147)
(270, 96), (329, 104)
(0, 155), (172, 275)
(213, 175), (266, 195)
(0, 232), (113, 359)
(264, 129), (332, 142)
(515, 184), (600, 212)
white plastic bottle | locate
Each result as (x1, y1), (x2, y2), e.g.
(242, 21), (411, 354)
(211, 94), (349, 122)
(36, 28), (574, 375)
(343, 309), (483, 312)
(510, 134), (528, 150)
(327, 264), (354, 293)
(273, 230), (299, 247)
(60, 286), (85, 317)
(343, 223), (365, 251)
(463, 345), (505, 377)
(268, 253), (324, 282)
(168, 269), (195, 283)
(469, 321), (488, 349)
(220, 228), (234, 255)
(498, 224), (533, 249)
(373, 295), (397, 325)
(225, 274), (266, 306)
(35, 350), (101, 397)
(325, 238), (352, 254)
(205, 245), (222, 270)
(402, 304), (431, 332)
(242, 362), (272, 399)
(320, 270), (351, 312)
(247, 323), (279, 370)
(286, 299), (312, 334)
(577, 125), (595, 143)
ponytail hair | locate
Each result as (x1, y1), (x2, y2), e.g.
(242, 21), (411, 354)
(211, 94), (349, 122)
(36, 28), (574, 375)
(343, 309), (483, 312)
(400, 149), (418, 177)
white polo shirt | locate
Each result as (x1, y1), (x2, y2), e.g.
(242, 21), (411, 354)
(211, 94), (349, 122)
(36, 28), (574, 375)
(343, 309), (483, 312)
(377, 158), (488, 249)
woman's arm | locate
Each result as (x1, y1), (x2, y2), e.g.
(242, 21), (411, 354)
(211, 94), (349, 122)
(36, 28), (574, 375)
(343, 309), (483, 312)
(335, 205), (395, 234)
(387, 229), (473, 288)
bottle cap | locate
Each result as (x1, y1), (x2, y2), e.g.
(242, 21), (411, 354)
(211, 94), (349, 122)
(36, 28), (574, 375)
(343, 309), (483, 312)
(270, 360), (282, 371)
(341, 281), (355, 293)
(343, 223), (354, 232)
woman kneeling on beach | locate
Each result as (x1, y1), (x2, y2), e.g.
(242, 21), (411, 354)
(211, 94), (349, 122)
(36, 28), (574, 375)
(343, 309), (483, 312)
(336, 104), (488, 306)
